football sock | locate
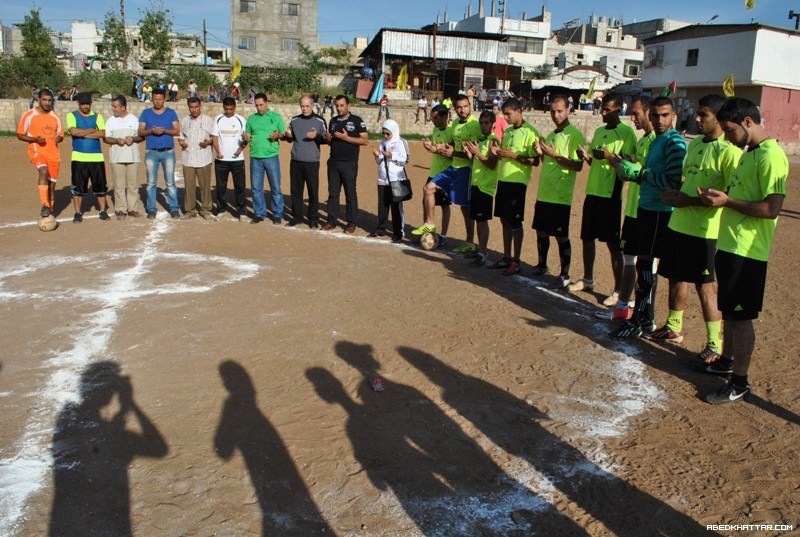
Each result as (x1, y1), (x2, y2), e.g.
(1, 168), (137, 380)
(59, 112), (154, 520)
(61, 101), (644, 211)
(38, 185), (50, 207)
(706, 320), (722, 351)
(666, 309), (684, 333)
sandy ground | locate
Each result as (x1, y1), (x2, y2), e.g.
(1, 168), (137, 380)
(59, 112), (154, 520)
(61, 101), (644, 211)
(0, 134), (798, 537)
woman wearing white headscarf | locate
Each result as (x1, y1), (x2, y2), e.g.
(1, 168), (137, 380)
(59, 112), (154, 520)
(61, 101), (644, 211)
(373, 119), (408, 242)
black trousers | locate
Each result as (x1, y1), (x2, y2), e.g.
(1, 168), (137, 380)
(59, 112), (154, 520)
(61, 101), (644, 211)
(376, 184), (389, 232)
(382, 184), (403, 239)
(327, 160), (358, 225)
(289, 159), (319, 224)
(215, 160), (246, 215)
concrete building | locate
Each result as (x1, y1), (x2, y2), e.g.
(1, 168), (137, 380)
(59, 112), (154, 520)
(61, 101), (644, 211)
(231, 0), (319, 66)
(622, 18), (694, 47)
(435, 2), (551, 72)
(642, 24), (800, 146)
(554, 15), (638, 50)
(545, 14), (644, 90)
(360, 28), (519, 99)
(0, 23), (23, 56)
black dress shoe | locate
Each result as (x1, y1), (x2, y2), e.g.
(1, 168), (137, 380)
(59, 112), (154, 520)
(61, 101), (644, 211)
(250, 216), (264, 224)
(285, 220), (299, 227)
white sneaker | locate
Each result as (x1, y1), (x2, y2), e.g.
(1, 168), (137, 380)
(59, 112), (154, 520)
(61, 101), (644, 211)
(567, 278), (594, 292)
(602, 291), (620, 307)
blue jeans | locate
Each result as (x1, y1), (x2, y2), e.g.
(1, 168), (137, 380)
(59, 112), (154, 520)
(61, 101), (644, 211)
(250, 156), (283, 219)
(145, 149), (178, 214)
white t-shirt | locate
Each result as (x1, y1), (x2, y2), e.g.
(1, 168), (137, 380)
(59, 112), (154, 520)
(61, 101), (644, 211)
(211, 113), (247, 162)
(105, 113), (141, 163)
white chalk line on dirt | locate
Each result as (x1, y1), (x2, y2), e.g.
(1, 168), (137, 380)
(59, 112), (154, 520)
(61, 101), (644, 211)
(0, 214), (103, 230)
(0, 213), (260, 537)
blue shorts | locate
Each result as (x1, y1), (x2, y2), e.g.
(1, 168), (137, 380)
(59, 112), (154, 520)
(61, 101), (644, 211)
(431, 166), (471, 207)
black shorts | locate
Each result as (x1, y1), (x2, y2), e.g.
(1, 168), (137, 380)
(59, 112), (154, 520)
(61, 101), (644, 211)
(469, 186), (493, 222)
(716, 250), (767, 321)
(633, 208), (672, 258)
(532, 200), (570, 237)
(493, 181), (527, 229)
(426, 177), (451, 206)
(70, 161), (107, 196)
(620, 216), (638, 255)
(658, 228), (716, 284)
(579, 195), (621, 243)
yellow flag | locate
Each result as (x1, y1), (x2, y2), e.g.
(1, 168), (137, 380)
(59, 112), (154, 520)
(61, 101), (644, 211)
(587, 76), (597, 98)
(722, 74), (735, 97)
(231, 57), (242, 82)
(745, 0), (755, 9)
(397, 64), (408, 91)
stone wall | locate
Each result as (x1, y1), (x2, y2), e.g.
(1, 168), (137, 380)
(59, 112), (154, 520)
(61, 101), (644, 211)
(2, 98), (797, 155)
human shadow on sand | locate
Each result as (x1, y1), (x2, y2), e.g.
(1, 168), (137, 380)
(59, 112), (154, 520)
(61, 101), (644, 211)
(49, 361), (168, 537)
(400, 245), (799, 427)
(306, 341), (589, 537)
(397, 345), (721, 537)
(214, 360), (334, 536)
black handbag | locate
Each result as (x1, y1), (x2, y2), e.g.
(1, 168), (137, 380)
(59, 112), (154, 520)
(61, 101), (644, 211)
(383, 152), (413, 202)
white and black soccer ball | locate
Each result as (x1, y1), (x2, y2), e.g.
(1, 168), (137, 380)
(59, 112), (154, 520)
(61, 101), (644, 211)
(38, 215), (58, 232)
(419, 232), (436, 251)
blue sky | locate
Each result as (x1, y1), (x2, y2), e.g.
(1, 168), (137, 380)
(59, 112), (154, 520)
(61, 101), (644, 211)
(0, 0), (794, 48)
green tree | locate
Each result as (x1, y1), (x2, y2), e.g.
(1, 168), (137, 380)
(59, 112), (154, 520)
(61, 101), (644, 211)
(139, 3), (172, 67)
(100, 10), (131, 67)
(318, 47), (351, 74)
(527, 63), (553, 80)
(20, 9), (59, 74)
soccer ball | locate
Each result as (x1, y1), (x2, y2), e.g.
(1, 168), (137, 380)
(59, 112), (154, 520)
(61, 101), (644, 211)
(38, 215), (58, 232)
(419, 232), (436, 251)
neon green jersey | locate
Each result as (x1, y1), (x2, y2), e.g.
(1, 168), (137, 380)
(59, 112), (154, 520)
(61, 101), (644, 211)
(429, 124), (453, 177)
(717, 139), (788, 261)
(66, 111), (106, 162)
(497, 121), (540, 185)
(450, 115), (481, 169)
(471, 133), (498, 196)
(623, 131), (656, 218)
(668, 133), (742, 239)
(537, 124), (584, 206)
(585, 122), (637, 199)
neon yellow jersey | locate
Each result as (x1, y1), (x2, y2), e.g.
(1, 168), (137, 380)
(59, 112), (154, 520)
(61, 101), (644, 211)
(668, 134), (742, 239)
(624, 131), (655, 218)
(66, 111), (106, 162)
(717, 139), (788, 261)
(585, 122), (637, 199)
(497, 121), (540, 185)
(471, 133), (498, 196)
(429, 124), (453, 177)
(450, 115), (482, 169)
(537, 124), (584, 206)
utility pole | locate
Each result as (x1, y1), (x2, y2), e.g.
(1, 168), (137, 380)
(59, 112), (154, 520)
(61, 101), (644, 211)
(203, 18), (208, 68)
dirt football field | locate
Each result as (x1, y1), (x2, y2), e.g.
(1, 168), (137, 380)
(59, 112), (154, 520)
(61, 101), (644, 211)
(0, 135), (798, 537)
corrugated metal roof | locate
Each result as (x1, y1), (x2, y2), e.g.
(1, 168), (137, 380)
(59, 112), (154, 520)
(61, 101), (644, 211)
(381, 30), (509, 63)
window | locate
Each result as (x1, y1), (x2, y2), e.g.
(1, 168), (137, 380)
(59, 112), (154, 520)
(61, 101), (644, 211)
(240, 0), (255, 12)
(238, 36), (256, 50)
(281, 38), (300, 51)
(507, 36), (544, 55)
(625, 63), (640, 77)
(686, 48), (699, 66)
(605, 32), (613, 43)
(282, 2), (300, 15)
(576, 53), (584, 59)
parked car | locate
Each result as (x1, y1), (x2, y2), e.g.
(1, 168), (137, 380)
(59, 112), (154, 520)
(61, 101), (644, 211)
(483, 89), (516, 109)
